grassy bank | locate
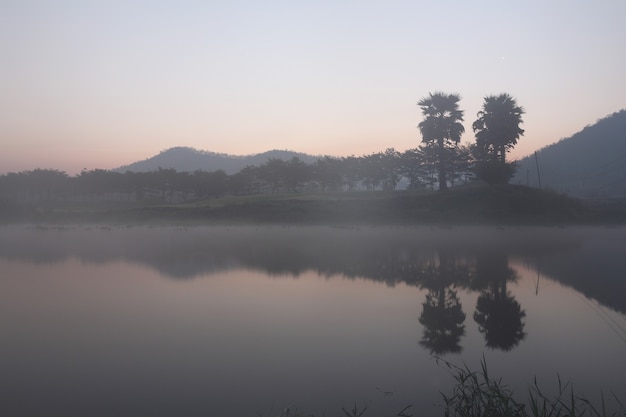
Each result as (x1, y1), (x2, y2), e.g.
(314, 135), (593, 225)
(263, 357), (625, 417)
(1, 184), (623, 225)
(437, 357), (625, 417)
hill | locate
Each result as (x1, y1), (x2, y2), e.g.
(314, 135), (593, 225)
(115, 147), (319, 174)
(512, 110), (626, 199)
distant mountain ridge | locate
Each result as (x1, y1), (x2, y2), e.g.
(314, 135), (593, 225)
(117, 110), (626, 199)
(512, 110), (626, 199)
(115, 147), (320, 175)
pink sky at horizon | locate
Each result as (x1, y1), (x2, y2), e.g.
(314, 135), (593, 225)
(2, 1), (625, 176)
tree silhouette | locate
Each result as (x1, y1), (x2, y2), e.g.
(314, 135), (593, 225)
(449, 144), (474, 187)
(417, 92), (465, 191)
(230, 165), (261, 195)
(259, 158), (287, 193)
(379, 148), (401, 191)
(360, 152), (388, 191)
(471, 253), (526, 351)
(472, 93), (524, 184)
(284, 156), (311, 193)
(340, 156), (362, 192)
(398, 148), (423, 190)
(312, 156), (342, 192)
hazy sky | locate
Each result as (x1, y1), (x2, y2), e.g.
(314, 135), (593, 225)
(1, 0), (625, 174)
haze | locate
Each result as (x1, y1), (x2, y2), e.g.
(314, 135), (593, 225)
(2, 1), (625, 175)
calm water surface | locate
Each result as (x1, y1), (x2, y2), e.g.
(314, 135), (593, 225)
(1, 225), (625, 416)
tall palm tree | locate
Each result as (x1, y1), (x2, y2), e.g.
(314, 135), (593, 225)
(418, 92), (465, 191)
(472, 93), (524, 164)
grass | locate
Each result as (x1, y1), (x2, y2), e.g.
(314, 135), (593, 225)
(260, 357), (625, 417)
(437, 356), (626, 417)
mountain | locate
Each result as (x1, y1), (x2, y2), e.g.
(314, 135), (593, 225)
(512, 110), (626, 199)
(115, 147), (320, 175)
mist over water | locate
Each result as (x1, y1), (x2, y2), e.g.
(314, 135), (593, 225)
(1, 225), (625, 416)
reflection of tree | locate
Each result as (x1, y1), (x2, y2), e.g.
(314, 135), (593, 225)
(419, 287), (465, 354)
(418, 251), (468, 355)
(472, 253), (526, 351)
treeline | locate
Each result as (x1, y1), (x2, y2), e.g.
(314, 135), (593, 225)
(1, 91), (526, 204)
(0, 145), (474, 203)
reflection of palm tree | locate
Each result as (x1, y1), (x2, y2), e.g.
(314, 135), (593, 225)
(472, 253), (526, 351)
(417, 251), (468, 354)
(419, 287), (465, 354)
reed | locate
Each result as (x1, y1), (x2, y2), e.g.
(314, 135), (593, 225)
(261, 357), (624, 416)
(437, 356), (625, 417)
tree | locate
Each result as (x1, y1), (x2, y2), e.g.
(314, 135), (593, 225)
(360, 152), (385, 191)
(312, 156), (342, 192)
(472, 93), (524, 184)
(284, 157), (310, 192)
(418, 92), (465, 191)
(230, 165), (261, 195)
(340, 156), (362, 192)
(154, 167), (177, 201)
(379, 148), (402, 191)
(259, 158), (287, 193)
(23, 169), (69, 200)
(449, 144), (474, 186)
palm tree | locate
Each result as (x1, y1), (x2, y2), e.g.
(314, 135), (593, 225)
(418, 92), (465, 191)
(472, 94), (524, 184)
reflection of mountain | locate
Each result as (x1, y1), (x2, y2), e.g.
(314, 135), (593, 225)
(529, 238), (626, 315)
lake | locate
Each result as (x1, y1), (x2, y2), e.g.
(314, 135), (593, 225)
(1, 225), (625, 416)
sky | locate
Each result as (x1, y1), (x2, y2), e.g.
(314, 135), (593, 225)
(1, 0), (625, 175)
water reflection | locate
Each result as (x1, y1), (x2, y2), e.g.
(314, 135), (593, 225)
(472, 252), (526, 351)
(413, 250), (527, 353)
(0, 225), (625, 354)
(419, 288), (466, 354)
(2, 225), (625, 416)
(417, 251), (467, 354)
